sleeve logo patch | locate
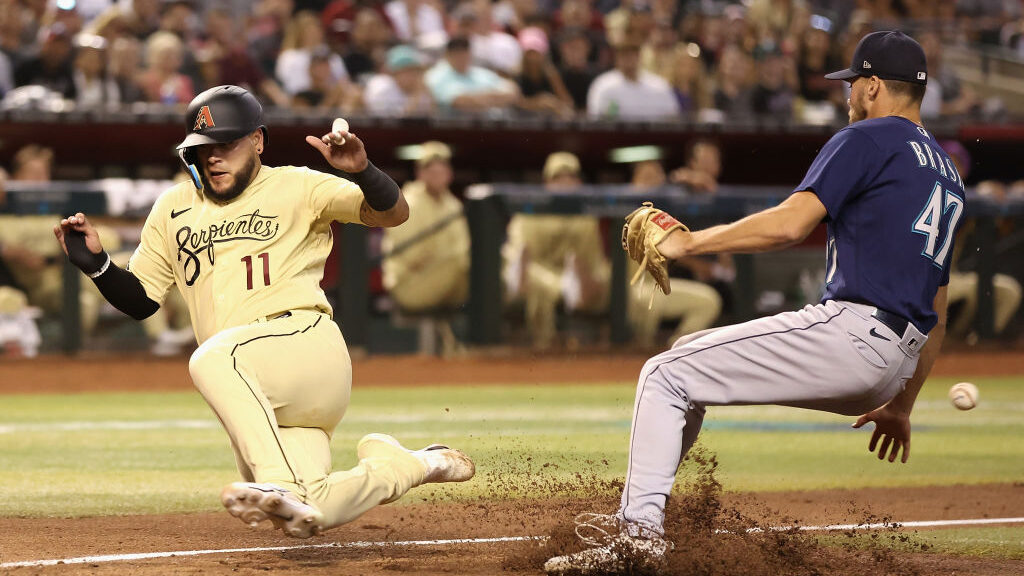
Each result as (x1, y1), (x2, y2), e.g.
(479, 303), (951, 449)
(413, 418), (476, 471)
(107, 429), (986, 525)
(194, 106), (216, 131)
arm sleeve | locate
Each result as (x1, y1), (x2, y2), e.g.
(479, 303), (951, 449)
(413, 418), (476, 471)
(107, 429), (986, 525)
(794, 128), (880, 220)
(307, 168), (366, 225)
(91, 264), (160, 320)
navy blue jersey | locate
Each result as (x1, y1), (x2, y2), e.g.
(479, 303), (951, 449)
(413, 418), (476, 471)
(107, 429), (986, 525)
(796, 116), (965, 333)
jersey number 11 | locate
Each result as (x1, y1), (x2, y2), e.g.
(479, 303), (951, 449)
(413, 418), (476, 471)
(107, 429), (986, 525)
(242, 253), (271, 289)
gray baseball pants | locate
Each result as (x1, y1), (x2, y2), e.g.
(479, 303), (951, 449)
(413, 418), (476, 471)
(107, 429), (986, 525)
(618, 300), (927, 535)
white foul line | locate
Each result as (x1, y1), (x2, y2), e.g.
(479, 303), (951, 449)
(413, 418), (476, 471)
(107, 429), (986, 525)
(0, 536), (538, 568)
(740, 516), (1024, 534)
(3, 518), (1023, 569)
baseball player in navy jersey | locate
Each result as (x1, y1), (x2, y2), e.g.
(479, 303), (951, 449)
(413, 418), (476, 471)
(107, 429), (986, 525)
(53, 85), (475, 539)
(547, 31), (962, 574)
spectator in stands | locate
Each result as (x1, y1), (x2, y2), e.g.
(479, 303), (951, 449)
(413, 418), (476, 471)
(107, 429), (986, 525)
(748, 0), (807, 52)
(796, 16), (844, 113)
(363, 44), (434, 116)
(155, 0), (203, 92)
(137, 30), (194, 104)
(452, 0), (523, 77)
(554, 27), (597, 111)
(639, 16), (679, 81)
(115, 0), (162, 40)
(424, 36), (521, 113)
(72, 34), (120, 108)
(0, 0), (30, 66)
(918, 30), (982, 120)
(0, 145), (119, 337)
(587, 40), (679, 120)
(0, 167), (42, 357)
(292, 46), (360, 110)
(624, 147), (723, 347)
(247, 0), (294, 78)
(14, 23), (76, 99)
(940, 140), (1022, 339)
(503, 151), (609, 350)
(275, 10), (350, 97)
(384, 0), (448, 52)
(750, 39), (796, 120)
(669, 138), (721, 194)
(605, 1), (653, 49)
(711, 43), (755, 121)
(554, 0), (610, 69)
(107, 36), (144, 103)
(382, 141), (470, 338)
(666, 43), (712, 117)
(197, 7), (290, 107)
(341, 8), (393, 84)
(492, 0), (542, 34)
(515, 26), (574, 117)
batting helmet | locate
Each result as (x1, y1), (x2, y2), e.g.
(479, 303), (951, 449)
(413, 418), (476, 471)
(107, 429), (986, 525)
(176, 85), (267, 189)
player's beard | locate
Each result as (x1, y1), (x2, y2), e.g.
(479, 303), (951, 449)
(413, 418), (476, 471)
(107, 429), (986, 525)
(200, 153), (259, 204)
(848, 92), (867, 124)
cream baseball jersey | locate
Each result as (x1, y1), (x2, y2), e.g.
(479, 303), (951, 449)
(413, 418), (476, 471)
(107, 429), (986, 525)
(128, 165), (365, 343)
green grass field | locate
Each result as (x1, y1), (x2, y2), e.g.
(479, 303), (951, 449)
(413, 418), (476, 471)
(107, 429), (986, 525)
(0, 376), (1021, 558)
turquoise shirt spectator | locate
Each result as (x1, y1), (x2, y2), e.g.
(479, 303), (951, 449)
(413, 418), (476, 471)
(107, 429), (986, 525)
(425, 60), (508, 108)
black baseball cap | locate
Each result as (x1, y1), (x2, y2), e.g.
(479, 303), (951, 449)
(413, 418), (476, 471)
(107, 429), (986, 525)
(825, 30), (927, 85)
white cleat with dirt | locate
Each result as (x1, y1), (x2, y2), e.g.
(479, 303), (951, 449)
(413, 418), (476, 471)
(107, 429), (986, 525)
(543, 534), (670, 575)
(220, 482), (324, 539)
(357, 433), (475, 484)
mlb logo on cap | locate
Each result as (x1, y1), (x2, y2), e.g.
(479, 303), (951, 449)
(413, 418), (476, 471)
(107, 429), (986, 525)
(825, 30), (928, 85)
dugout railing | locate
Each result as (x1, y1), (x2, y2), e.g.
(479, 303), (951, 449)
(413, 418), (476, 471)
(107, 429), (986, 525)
(2, 181), (1018, 353)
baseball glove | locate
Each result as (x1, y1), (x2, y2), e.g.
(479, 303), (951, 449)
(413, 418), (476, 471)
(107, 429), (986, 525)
(621, 202), (687, 300)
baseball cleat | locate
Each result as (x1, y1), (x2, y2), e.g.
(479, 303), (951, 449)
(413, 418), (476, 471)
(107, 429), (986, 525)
(543, 534), (669, 575)
(357, 433), (475, 484)
(220, 482), (324, 538)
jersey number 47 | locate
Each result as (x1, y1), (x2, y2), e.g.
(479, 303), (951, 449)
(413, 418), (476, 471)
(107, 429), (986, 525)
(912, 182), (965, 269)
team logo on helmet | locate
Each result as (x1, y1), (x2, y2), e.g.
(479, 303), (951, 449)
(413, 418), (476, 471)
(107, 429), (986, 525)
(193, 105), (216, 131)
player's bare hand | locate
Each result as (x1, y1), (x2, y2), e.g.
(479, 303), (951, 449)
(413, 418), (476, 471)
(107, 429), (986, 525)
(852, 405), (911, 463)
(54, 213), (104, 257)
(305, 128), (369, 173)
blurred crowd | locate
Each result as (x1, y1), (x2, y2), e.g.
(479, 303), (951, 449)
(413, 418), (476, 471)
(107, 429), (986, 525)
(0, 0), (1018, 122)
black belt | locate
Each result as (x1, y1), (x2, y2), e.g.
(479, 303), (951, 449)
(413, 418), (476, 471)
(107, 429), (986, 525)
(872, 308), (909, 337)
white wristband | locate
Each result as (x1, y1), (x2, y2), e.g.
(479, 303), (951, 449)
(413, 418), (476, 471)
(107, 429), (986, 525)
(87, 254), (111, 279)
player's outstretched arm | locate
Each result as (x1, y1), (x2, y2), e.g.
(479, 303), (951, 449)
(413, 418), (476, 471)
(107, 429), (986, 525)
(851, 286), (949, 463)
(660, 191), (827, 259)
(306, 126), (409, 228)
(54, 213), (160, 321)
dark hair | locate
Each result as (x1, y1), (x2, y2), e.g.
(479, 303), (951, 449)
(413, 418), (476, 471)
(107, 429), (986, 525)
(446, 36), (471, 52)
(883, 78), (927, 104)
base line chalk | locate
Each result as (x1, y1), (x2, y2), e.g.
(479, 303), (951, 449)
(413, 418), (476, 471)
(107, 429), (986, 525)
(3, 517), (1023, 569)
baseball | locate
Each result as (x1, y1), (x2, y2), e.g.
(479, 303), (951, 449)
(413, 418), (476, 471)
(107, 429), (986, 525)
(331, 118), (349, 144)
(949, 382), (979, 410)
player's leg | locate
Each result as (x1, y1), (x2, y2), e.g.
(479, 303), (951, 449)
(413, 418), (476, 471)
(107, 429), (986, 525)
(525, 262), (562, 348)
(618, 300), (921, 534)
(667, 279), (722, 342)
(220, 312), (471, 533)
(993, 273), (1022, 334)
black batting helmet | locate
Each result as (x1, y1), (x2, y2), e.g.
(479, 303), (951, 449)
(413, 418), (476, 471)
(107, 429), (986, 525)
(177, 85), (268, 152)
(176, 85), (267, 190)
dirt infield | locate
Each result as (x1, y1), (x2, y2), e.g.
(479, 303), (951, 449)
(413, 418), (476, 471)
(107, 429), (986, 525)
(0, 484), (1021, 575)
(1, 351), (1022, 574)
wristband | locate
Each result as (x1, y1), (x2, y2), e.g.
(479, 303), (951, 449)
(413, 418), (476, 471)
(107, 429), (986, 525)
(348, 161), (400, 212)
(87, 253), (111, 278)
